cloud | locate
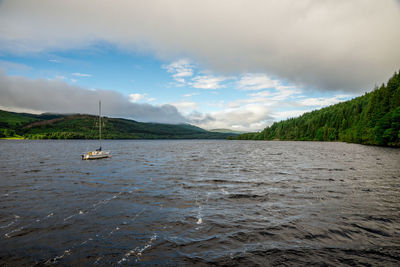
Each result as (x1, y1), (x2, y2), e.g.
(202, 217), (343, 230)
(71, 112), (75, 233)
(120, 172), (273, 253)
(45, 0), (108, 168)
(246, 85), (302, 103)
(71, 72), (91, 77)
(237, 73), (303, 101)
(183, 92), (199, 97)
(189, 104), (274, 131)
(163, 59), (194, 84)
(272, 110), (312, 121)
(0, 60), (32, 72)
(128, 93), (145, 102)
(237, 73), (278, 90)
(297, 95), (353, 108)
(128, 93), (156, 103)
(1, 0), (399, 92)
(188, 111), (215, 124)
(0, 71), (186, 123)
(189, 75), (229, 89)
(201, 87), (351, 130)
(164, 58), (231, 89)
(169, 101), (198, 113)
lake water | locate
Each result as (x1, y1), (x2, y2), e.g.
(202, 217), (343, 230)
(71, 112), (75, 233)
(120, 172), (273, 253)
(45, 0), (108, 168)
(0, 140), (399, 266)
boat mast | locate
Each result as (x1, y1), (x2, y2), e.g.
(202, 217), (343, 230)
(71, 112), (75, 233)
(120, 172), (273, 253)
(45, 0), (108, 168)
(99, 100), (102, 149)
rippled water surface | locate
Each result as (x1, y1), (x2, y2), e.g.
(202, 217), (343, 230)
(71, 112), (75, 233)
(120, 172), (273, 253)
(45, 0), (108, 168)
(0, 140), (399, 266)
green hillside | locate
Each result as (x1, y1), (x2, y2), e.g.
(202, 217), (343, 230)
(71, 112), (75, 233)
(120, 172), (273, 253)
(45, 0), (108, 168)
(235, 71), (400, 147)
(0, 111), (235, 140)
(0, 110), (38, 126)
(209, 129), (246, 134)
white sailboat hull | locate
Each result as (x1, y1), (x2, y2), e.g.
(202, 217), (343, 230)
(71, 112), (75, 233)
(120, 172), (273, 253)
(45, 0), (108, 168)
(82, 150), (111, 160)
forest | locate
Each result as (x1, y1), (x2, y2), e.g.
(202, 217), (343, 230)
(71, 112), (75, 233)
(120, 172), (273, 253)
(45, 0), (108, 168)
(0, 111), (234, 140)
(235, 71), (400, 147)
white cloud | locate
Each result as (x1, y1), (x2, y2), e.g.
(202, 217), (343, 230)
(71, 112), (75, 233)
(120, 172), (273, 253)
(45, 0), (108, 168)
(164, 58), (232, 89)
(268, 94), (355, 121)
(170, 101), (198, 114)
(71, 72), (91, 77)
(189, 75), (229, 90)
(272, 110), (311, 121)
(206, 100), (225, 108)
(237, 73), (278, 90)
(174, 71), (193, 78)
(163, 58), (194, 84)
(183, 92), (199, 97)
(226, 97), (270, 109)
(299, 97), (339, 107)
(236, 74), (303, 106)
(271, 87), (302, 101)
(0, 105), (44, 114)
(297, 95), (353, 108)
(248, 86), (302, 102)
(189, 104), (273, 131)
(128, 93), (145, 102)
(128, 93), (156, 103)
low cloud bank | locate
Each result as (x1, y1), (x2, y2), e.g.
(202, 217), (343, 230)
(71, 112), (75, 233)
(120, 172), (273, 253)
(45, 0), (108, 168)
(0, 71), (187, 124)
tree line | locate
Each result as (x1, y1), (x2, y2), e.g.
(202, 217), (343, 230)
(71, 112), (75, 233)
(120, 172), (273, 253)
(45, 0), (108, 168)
(234, 71), (400, 147)
(0, 112), (234, 140)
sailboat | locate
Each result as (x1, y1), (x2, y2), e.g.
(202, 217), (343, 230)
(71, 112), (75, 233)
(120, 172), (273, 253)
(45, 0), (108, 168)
(81, 101), (111, 160)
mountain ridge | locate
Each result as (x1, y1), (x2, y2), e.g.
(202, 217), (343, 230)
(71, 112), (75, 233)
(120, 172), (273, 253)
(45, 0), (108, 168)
(0, 110), (235, 139)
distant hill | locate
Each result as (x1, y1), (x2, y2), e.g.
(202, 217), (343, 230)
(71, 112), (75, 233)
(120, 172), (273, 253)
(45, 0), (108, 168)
(209, 129), (247, 134)
(0, 111), (236, 140)
(235, 71), (400, 147)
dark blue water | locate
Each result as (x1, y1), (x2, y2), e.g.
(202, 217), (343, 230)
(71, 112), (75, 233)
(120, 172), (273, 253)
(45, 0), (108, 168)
(0, 140), (399, 266)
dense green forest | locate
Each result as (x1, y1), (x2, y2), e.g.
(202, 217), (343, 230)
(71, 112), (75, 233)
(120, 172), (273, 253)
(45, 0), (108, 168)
(0, 111), (235, 139)
(235, 71), (400, 147)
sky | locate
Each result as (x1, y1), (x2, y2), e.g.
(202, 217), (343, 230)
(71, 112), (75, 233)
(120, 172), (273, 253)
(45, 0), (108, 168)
(0, 0), (399, 131)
